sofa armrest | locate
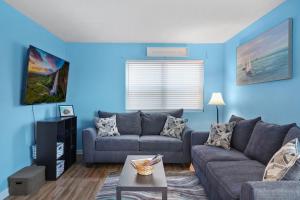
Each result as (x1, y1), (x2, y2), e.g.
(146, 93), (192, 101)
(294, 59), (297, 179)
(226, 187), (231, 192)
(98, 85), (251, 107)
(191, 131), (209, 146)
(182, 126), (192, 150)
(82, 128), (97, 163)
(241, 181), (300, 200)
(182, 126), (193, 141)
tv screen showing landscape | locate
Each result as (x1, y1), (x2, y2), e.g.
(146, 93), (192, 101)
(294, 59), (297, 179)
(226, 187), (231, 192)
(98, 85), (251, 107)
(22, 46), (69, 105)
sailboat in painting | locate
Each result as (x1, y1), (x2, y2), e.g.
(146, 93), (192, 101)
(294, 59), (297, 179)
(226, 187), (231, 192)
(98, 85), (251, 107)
(242, 57), (254, 76)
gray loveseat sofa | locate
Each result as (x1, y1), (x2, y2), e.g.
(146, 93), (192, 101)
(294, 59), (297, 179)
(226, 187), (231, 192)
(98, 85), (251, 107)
(83, 109), (192, 164)
(191, 115), (300, 200)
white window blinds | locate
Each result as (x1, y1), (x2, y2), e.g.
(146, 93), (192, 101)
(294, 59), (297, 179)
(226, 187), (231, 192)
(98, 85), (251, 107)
(126, 60), (204, 111)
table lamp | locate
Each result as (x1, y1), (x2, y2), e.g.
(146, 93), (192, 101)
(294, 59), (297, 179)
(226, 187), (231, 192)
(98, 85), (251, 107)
(208, 92), (225, 123)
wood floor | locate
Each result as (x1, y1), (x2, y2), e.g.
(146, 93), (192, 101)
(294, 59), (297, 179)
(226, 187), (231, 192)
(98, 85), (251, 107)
(7, 159), (192, 200)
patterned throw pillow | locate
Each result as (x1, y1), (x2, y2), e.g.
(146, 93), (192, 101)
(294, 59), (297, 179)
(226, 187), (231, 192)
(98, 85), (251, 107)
(95, 115), (120, 137)
(263, 138), (300, 181)
(160, 115), (187, 140)
(205, 122), (236, 150)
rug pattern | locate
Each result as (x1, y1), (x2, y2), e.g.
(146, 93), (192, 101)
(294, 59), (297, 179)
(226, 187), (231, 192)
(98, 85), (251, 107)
(96, 171), (208, 200)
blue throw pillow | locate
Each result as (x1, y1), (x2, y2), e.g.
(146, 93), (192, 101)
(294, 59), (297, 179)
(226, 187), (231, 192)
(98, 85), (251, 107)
(141, 109), (184, 135)
(283, 126), (300, 145)
(244, 121), (296, 165)
(229, 115), (261, 152)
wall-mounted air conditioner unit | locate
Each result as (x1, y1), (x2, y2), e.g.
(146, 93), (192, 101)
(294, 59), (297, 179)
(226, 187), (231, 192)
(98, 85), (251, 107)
(147, 47), (188, 57)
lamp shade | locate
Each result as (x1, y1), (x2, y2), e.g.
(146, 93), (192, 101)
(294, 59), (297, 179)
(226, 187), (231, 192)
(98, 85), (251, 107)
(208, 92), (225, 106)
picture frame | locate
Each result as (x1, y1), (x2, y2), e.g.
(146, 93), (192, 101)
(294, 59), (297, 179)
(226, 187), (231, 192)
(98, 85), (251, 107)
(236, 18), (293, 85)
(59, 105), (75, 117)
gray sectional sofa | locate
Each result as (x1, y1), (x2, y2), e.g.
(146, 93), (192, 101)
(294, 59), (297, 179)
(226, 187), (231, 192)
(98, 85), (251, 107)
(191, 116), (300, 200)
(82, 109), (192, 164)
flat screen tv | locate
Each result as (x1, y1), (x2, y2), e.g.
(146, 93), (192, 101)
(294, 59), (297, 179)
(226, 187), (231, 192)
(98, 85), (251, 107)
(22, 46), (70, 105)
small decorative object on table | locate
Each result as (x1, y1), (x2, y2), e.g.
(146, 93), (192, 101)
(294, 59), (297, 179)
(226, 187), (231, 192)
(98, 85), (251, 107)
(130, 154), (163, 175)
(59, 105), (75, 117)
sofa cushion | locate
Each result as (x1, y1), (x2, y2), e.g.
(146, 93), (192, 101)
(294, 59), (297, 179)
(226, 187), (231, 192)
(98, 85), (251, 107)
(141, 109), (183, 135)
(229, 115), (245, 123)
(283, 126), (300, 145)
(244, 121), (296, 165)
(139, 135), (182, 152)
(206, 160), (265, 200)
(283, 160), (300, 181)
(98, 111), (141, 135)
(230, 116), (261, 152)
(95, 135), (139, 151)
(191, 145), (249, 175)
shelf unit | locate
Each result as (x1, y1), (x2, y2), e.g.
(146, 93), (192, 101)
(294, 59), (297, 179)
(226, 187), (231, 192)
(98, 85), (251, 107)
(36, 116), (77, 180)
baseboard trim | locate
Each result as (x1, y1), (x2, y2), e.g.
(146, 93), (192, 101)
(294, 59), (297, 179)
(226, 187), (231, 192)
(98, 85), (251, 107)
(76, 149), (83, 155)
(0, 188), (8, 200)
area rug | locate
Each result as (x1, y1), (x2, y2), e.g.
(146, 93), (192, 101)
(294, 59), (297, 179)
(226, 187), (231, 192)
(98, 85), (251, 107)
(96, 171), (208, 200)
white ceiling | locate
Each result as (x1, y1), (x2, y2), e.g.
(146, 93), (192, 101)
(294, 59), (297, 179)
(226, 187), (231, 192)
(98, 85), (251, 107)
(5, 0), (285, 43)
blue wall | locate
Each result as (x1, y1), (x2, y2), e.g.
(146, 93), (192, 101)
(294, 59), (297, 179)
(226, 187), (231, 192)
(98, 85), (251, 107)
(1, 0), (297, 195)
(0, 1), (224, 193)
(224, 0), (299, 124)
(0, 2), (67, 192)
(66, 43), (224, 149)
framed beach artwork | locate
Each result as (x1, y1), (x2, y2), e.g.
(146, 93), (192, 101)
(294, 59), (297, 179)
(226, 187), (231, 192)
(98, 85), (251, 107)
(237, 19), (293, 85)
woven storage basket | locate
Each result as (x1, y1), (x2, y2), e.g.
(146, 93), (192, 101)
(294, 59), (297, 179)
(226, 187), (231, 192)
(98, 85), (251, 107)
(136, 164), (153, 175)
(132, 159), (154, 175)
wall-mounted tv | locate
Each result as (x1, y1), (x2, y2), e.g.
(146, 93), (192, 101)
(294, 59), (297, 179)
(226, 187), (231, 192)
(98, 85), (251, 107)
(22, 46), (70, 105)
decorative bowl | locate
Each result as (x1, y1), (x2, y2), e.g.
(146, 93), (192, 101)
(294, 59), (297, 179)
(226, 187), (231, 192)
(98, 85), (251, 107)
(136, 164), (153, 175)
(132, 159), (154, 175)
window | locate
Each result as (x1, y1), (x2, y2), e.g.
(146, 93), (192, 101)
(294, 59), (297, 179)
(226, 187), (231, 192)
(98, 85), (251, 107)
(126, 60), (204, 111)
